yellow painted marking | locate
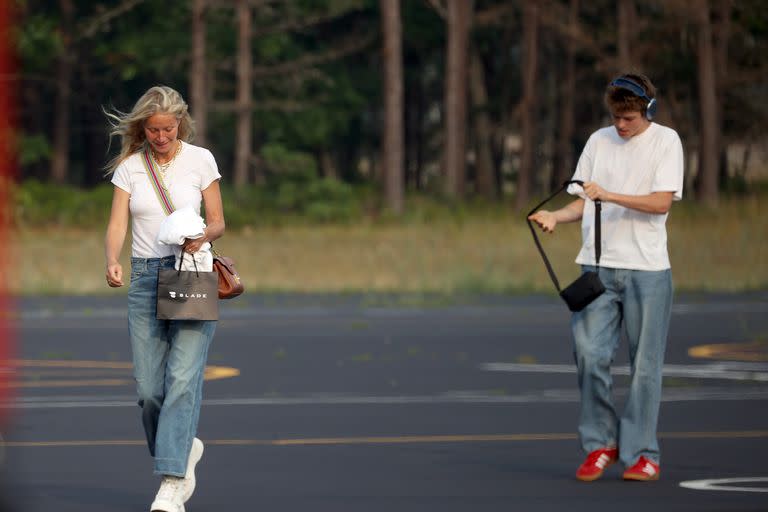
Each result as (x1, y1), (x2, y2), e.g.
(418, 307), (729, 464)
(1, 359), (239, 388)
(659, 430), (768, 439)
(214, 433), (578, 446)
(11, 360), (132, 369)
(205, 366), (240, 380)
(7, 379), (134, 388)
(21, 370), (132, 378)
(3, 430), (767, 448)
(688, 342), (768, 362)
(2, 440), (145, 448)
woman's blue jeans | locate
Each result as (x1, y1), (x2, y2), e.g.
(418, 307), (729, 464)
(571, 266), (672, 467)
(128, 256), (216, 476)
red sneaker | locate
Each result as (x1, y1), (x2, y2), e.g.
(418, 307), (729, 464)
(622, 456), (660, 481)
(575, 447), (618, 481)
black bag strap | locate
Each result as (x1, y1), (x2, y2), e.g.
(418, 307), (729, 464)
(176, 250), (200, 277)
(526, 180), (601, 293)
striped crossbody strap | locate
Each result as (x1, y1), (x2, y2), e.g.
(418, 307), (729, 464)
(141, 148), (175, 215)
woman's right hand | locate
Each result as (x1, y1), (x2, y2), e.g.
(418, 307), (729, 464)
(106, 262), (124, 288)
(528, 210), (557, 233)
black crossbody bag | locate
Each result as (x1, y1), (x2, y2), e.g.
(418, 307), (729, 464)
(527, 180), (605, 312)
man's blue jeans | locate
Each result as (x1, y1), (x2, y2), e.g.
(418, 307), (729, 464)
(128, 256), (216, 476)
(571, 266), (672, 467)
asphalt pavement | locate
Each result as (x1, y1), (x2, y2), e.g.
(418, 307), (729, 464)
(2, 292), (767, 511)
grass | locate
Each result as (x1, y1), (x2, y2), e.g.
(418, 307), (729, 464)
(10, 193), (768, 296)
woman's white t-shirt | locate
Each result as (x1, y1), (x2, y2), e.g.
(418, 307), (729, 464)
(568, 122), (684, 271)
(111, 143), (222, 258)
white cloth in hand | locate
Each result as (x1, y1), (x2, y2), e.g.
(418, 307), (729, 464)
(157, 206), (214, 271)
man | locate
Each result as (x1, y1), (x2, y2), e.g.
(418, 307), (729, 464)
(528, 73), (684, 481)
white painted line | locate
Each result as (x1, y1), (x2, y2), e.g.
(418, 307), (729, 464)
(14, 300), (768, 321)
(672, 303), (768, 314)
(5, 431), (768, 450)
(481, 362), (768, 382)
(2, 386), (768, 409)
(680, 476), (768, 493)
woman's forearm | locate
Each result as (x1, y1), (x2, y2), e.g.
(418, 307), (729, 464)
(105, 225), (127, 265)
(105, 187), (130, 265)
(203, 219), (225, 244)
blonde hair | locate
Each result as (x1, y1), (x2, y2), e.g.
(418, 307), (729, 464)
(104, 85), (195, 174)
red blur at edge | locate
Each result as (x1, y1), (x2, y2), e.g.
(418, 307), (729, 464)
(0, 0), (17, 425)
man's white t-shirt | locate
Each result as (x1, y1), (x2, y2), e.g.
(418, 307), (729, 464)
(111, 143), (222, 258)
(568, 122), (684, 271)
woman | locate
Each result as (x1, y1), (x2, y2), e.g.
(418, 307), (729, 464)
(104, 86), (224, 512)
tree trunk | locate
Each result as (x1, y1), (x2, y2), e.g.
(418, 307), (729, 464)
(516, 0), (538, 209)
(444, 0), (473, 199)
(79, 61), (103, 187)
(469, 50), (495, 199)
(319, 149), (339, 180)
(617, 0), (636, 70)
(695, 0), (719, 206)
(405, 56), (427, 191)
(190, 0), (208, 146)
(714, 0), (731, 187)
(51, 0), (74, 184)
(380, 0), (404, 214)
(553, 0), (578, 189)
(234, 0), (251, 187)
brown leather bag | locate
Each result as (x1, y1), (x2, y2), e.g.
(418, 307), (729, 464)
(212, 254), (244, 299)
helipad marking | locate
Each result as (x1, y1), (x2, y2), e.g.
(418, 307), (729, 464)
(688, 342), (768, 362)
(3, 430), (767, 448)
(680, 476), (768, 493)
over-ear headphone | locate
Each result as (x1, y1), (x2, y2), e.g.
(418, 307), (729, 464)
(609, 76), (657, 121)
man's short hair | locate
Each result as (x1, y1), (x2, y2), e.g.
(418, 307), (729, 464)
(605, 73), (656, 115)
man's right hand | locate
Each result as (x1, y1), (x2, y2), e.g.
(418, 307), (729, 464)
(528, 210), (557, 233)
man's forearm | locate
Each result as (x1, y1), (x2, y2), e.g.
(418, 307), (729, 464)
(554, 198), (585, 224)
(603, 191), (674, 214)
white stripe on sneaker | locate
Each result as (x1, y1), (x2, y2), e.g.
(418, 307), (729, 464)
(641, 463), (657, 476)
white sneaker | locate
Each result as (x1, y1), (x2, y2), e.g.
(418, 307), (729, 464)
(181, 437), (204, 502)
(150, 476), (186, 512)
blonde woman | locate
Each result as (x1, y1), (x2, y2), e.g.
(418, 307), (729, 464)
(104, 86), (224, 512)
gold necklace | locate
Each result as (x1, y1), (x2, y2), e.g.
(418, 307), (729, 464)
(152, 141), (182, 178)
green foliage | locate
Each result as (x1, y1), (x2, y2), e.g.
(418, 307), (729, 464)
(260, 144), (364, 222)
(15, 13), (60, 69)
(17, 143), (366, 227)
(14, 0), (768, 203)
(18, 133), (51, 166)
(13, 180), (113, 227)
(91, 1), (191, 80)
(6, 175), (568, 229)
(11, 177), (364, 228)
(222, 180), (363, 225)
(261, 143), (317, 177)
